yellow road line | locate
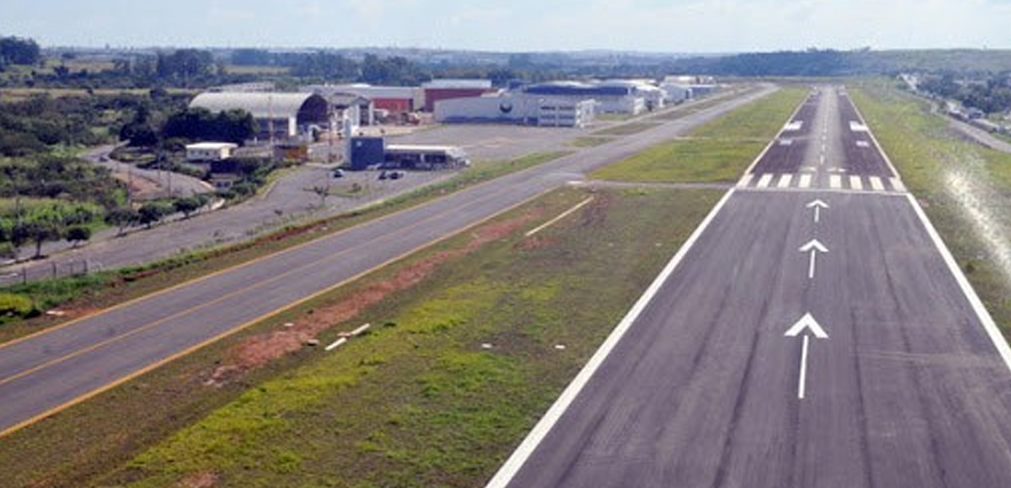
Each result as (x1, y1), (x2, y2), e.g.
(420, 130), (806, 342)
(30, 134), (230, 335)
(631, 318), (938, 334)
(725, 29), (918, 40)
(0, 180), (553, 440)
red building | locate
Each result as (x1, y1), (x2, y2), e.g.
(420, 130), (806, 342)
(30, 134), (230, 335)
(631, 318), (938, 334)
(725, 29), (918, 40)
(422, 79), (495, 112)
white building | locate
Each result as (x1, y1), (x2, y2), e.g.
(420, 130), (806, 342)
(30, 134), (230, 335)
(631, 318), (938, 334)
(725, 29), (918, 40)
(523, 81), (646, 115)
(189, 92), (329, 140)
(185, 142), (238, 162)
(434, 93), (595, 128)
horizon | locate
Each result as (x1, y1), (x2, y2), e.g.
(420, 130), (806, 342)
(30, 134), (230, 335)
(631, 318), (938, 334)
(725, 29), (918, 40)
(2, 0), (1009, 53)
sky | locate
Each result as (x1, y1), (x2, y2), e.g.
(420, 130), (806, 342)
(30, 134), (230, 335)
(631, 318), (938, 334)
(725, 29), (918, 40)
(1, 0), (1009, 53)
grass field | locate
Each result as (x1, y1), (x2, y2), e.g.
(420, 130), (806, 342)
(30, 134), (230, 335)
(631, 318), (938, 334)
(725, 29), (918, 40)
(569, 136), (614, 148)
(0, 87), (198, 102)
(591, 87), (808, 183)
(0, 186), (722, 488)
(850, 81), (1011, 333)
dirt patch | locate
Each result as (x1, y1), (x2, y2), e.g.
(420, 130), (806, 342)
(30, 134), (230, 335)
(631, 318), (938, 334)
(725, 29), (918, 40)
(204, 210), (541, 386)
(177, 471), (218, 488)
(579, 194), (614, 228)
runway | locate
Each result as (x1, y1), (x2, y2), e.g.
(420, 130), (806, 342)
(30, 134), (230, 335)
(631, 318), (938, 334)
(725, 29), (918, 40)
(488, 87), (1011, 488)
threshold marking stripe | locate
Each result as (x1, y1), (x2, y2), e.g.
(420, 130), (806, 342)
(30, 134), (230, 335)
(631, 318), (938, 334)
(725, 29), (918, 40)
(849, 176), (863, 191)
(891, 178), (906, 193)
(870, 176), (884, 191)
(757, 174), (774, 188)
(738, 173), (754, 188)
(483, 189), (740, 488)
(798, 174), (812, 189)
(777, 174), (793, 189)
(829, 175), (842, 189)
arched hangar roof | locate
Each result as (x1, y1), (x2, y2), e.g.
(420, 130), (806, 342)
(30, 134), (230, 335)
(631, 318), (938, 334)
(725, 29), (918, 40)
(189, 92), (328, 123)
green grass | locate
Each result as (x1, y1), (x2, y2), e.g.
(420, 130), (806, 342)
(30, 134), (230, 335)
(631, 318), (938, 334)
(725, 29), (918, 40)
(592, 122), (661, 136)
(0, 151), (572, 345)
(849, 80), (1011, 333)
(569, 136), (613, 148)
(0, 186), (722, 488)
(592, 87), (808, 183)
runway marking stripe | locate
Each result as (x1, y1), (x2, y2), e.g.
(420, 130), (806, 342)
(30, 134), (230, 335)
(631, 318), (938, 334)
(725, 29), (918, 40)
(849, 176), (863, 191)
(737, 173), (754, 188)
(757, 174), (774, 188)
(777, 174), (793, 188)
(829, 175), (842, 189)
(905, 193), (1011, 376)
(891, 178), (906, 192)
(483, 189), (739, 488)
(798, 174), (812, 189)
(870, 176), (884, 191)
(525, 197), (595, 237)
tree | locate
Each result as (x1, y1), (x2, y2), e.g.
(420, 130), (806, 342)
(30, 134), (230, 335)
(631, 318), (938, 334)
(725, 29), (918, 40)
(138, 201), (172, 229)
(173, 196), (202, 219)
(23, 212), (63, 259)
(310, 184), (331, 207)
(105, 207), (139, 235)
(0, 36), (41, 66)
(64, 225), (91, 247)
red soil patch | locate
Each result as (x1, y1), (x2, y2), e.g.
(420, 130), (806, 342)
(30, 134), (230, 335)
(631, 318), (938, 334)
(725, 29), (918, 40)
(177, 471), (218, 488)
(205, 210), (540, 386)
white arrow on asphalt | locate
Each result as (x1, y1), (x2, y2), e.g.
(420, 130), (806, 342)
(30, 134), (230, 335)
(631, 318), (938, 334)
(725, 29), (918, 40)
(798, 239), (829, 279)
(806, 199), (830, 223)
(784, 313), (829, 400)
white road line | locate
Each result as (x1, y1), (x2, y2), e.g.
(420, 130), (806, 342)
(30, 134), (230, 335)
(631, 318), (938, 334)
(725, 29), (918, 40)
(777, 174), (793, 189)
(829, 175), (842, 189)
(756, 174), (774, 188)
(798, 174), (812, 189)
(525, 197), (595, 237)
(798, 335), (810, 399)
(849, 176), (863, 191)
(870, 176), (884, 191)
(483, 189), (739, 488)
(891, 178), (906, 192)
(906, 193), (1011, 376)
(819, 154), (826, 166)
(325, 337), (348, 351)
(737, 173), (754, 188)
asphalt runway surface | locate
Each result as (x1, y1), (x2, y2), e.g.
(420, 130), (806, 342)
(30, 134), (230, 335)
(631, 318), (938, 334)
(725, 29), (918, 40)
(0, 85), (777, 435)
(489, 87), (1011, 487)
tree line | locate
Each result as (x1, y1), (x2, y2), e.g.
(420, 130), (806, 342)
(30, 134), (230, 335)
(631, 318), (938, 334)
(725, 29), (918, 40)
(919, 73), (1011, 115)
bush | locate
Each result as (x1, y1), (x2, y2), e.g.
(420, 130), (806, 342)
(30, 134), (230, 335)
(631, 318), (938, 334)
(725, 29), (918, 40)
(0, 293), (33, 318)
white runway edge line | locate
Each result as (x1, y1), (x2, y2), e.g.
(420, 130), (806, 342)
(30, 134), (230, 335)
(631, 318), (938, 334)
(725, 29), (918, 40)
(906, 193), (1011, 375)
(483, 188), (739, 488)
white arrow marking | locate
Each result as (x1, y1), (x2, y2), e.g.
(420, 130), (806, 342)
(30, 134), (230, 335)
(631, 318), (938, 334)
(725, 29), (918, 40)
(785, 312), (829, 339)
(799, 239), (829, 279)
(784, 313), (829, 400)
(806, 199), (829, 223)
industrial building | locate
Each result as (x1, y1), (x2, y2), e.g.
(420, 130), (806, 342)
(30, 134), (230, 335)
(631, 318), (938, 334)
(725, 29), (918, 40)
(324, 84), (419, 116)
(185, 142), (238, 162)
(348, 137), (468, 171)
(434, 93), (595, 128)
(523, 81), (647, 115)
(421, 79), (496, 112)
(189, 92), (329, 140)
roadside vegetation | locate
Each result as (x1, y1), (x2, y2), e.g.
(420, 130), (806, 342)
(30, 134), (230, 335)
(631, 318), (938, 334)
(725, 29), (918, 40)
(850, 80), (1011, 332)
(592, 86), (807, 183)
(0, 151), (571, 336)
(0, 186), (723, 488)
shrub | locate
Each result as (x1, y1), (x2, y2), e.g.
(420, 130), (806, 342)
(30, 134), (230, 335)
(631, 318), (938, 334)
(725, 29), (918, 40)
(0, 293), (33, 318)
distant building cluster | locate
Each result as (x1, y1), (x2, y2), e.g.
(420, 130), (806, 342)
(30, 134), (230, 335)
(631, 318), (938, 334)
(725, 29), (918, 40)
(182, 74), (720, 174)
